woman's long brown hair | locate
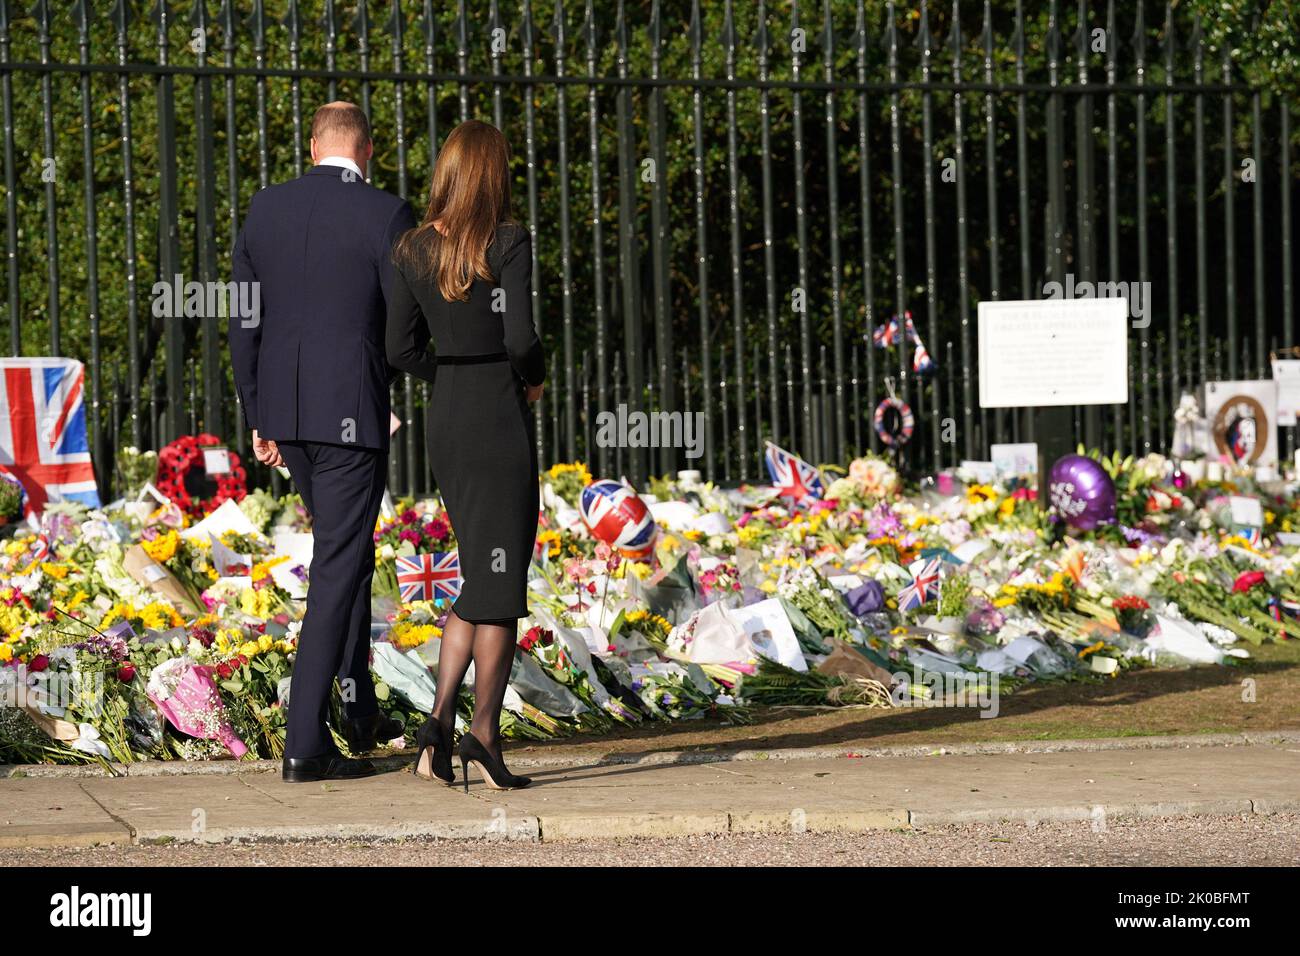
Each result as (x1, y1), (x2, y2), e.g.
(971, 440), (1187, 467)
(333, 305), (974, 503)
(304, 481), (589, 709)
(394, 120), (513, 302)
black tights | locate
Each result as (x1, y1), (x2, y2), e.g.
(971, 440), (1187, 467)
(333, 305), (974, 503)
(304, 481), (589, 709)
(430, 609), (517, 759)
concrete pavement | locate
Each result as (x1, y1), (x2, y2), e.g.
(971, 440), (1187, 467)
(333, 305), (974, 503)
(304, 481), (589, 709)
(3, 736), (1298, 847)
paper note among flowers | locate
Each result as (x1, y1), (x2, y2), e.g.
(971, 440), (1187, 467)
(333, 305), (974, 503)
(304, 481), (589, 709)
(201, 446), (231, 475)
(181, 498), (258, 542)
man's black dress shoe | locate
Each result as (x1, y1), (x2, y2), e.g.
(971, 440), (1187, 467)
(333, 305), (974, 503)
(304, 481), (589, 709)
(281, 753), (378, 783)
(340, 712), (405, 753)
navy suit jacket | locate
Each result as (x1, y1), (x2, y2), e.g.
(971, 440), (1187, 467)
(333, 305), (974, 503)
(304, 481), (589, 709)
(230, 165), (418, 452)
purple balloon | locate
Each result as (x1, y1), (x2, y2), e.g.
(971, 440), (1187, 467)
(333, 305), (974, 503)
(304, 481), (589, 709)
(1048, 454), (1116, 531)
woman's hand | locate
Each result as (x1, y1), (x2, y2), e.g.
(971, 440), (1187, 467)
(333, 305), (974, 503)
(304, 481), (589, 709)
(525, 382), (544, 404)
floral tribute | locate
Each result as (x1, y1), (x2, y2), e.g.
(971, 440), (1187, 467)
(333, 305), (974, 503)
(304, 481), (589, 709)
(2, 448), (1298, 766)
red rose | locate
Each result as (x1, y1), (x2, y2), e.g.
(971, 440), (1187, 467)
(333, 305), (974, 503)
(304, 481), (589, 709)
(28, 654), (49, 672)
(116, 663), (136, 683)
(1233, 571), (1267, 593)
(216, 662), (233, 679)
(519, 626), (543, 651)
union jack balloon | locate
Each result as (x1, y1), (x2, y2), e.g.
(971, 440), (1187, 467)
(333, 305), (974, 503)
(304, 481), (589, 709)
(579, 479), (656, 559)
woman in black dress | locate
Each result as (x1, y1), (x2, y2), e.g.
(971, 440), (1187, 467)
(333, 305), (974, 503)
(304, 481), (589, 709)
(386, 120), (544, 791)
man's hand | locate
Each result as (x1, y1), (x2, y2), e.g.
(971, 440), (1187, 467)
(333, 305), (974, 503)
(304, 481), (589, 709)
(525, 382), (544, 404)
(252, 429), (284, 468)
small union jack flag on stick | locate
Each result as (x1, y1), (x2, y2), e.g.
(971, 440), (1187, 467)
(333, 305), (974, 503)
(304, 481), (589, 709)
(764, 441), (823, 510)
(897, 557), (943, 613)
(394, 551), (461, 602)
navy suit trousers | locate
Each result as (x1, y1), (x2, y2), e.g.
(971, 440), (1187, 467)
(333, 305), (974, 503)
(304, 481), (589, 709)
(278, 440), (387, 759)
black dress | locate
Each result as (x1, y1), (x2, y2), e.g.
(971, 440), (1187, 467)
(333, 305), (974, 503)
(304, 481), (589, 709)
(385, 223), (545, 622)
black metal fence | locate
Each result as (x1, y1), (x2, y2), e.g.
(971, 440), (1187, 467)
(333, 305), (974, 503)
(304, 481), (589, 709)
(0, 0), (1295, 498)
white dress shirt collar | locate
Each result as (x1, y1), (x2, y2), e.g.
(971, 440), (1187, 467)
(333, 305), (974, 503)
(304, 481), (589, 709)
(316, 155), (365, 178)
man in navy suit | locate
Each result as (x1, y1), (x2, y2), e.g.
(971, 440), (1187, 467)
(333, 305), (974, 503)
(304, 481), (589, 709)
(230, 102), (418, 781)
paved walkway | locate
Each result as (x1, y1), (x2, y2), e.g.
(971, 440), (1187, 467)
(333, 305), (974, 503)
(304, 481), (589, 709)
(4, 735), (1298, 846)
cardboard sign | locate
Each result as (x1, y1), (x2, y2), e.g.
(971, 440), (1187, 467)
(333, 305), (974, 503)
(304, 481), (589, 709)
(978, 298), (1129, 408)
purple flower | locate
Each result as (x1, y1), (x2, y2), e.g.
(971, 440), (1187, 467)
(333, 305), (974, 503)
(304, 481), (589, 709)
(866, 503), (903, 538)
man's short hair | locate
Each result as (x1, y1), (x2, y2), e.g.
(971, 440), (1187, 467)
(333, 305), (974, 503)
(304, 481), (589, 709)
(311, 102), (371, 151)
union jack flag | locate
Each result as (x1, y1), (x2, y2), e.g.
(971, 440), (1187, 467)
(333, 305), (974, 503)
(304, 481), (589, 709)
(869, 311), (938, 376)
(872, 315), (903, 348)
(0, 358), (100, 516)
(897, 557), (943, 612)
(395, 551), (461, 602)
(764, 441), (823, 509)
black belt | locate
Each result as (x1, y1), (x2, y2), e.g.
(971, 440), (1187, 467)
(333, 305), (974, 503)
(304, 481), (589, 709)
(435, 352), (509, 365)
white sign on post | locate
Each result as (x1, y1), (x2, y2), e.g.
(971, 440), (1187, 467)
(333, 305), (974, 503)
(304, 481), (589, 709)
(978, 299), (1129, 408)
(1271, 359), (1300, 426)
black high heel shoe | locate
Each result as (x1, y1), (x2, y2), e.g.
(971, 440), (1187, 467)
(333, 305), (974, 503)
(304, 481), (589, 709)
(412, 717), (455, 785)
(457, 731), (531, 791)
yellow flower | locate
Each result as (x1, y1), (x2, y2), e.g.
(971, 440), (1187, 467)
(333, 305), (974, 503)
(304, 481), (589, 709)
(548, 461), (593, 484)
(0, 644), (11, 663)
(391, 621), (442, 649)
(141, 530), (180, 563)
(251, 555), (289, 583)
(966, 484), (996, 503)
(139, 602), (184, 630)
(101, 602), (136, 627)
(258, 633), (273, 652)
(239, 640), (259, 658)
(39, 562), (70, 579)
(536, 529), (562, 557)
(239, 587), (275, 617)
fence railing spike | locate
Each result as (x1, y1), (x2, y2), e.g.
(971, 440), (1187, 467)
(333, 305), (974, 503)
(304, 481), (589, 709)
(70, 0), (92, 38)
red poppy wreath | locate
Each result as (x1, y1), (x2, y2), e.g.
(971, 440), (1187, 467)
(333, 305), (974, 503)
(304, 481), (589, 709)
(155, 433), (247, 517)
